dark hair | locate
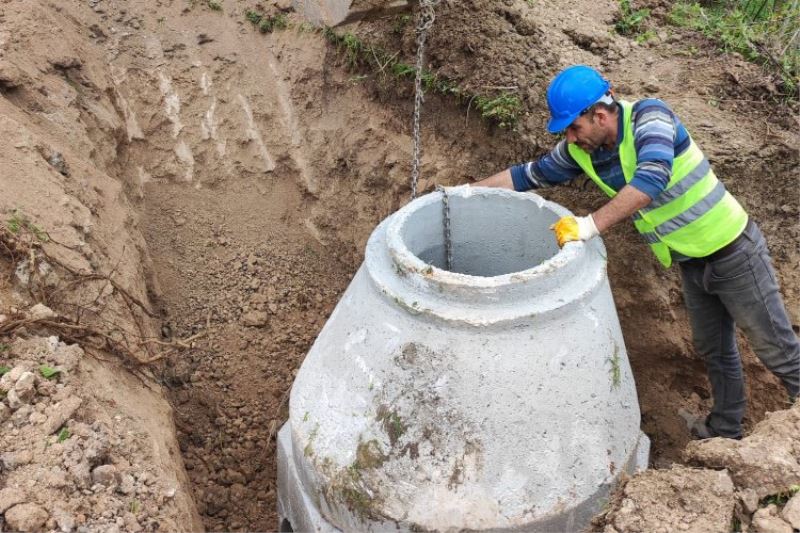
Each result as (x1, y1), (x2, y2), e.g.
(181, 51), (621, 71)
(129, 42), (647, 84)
(584, 98), (618, 121)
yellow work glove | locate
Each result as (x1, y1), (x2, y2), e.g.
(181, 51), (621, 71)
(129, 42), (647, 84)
(550, 215), (599, 247)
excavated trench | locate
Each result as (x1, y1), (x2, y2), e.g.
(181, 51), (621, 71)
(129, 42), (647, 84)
(131, 23), (795, 533)
(3, 0), (793, 531)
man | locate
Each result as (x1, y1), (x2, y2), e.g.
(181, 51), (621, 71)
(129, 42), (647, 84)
(476, 65), (799, 440)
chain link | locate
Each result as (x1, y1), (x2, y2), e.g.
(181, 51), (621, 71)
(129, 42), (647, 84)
(435, 185), (453, 271)
(410, 1), (453, 272)
(410, 0), (440, 200)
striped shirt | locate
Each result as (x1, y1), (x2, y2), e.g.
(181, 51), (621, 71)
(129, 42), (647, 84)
(510, 99), (691, 199)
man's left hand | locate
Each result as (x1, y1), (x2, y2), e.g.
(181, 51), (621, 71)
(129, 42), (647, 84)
(550, 215), (599, 247)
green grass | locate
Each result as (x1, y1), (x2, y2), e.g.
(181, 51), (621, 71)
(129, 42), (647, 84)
(669, 0), (799, 94)
(57, 427), (71, 443)
(323, 29), (523, 128)
(616, 0), (651, 36)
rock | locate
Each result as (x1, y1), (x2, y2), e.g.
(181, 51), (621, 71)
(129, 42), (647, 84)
(740, 488), (760, 513)
(47, 152), (70, 176)
(1, 365), (27, 392)
(43, 395), (82, 434)
(28, 303), (56, 320)
(15, 371), (37, 402)
(68, 461), (92, 488)
(782, 492), (800, 529)
(0, 487), (25, 512)
(118, 474), (136, 495)
(603, 466), (735, 533)
(752, 505), (793, 533)
(7, 388), (24, 409)
(5, 502), (49, 532)
(91, 464), (119, 488)
(241, 310), (268, 327)
(52, 506), (75, 533)
(122, 512), (141, 532)
(685, 403), (800, 498)
(2, 449), (33, 470)
(52, 343), (82, 372)
(0, 60), (29, 89)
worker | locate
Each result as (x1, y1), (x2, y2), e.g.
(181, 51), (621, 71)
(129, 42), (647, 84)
(475, 65), (799, 440)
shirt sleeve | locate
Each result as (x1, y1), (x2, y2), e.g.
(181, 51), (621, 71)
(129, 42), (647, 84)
(630, 99), (676, 199)
(508, 140), (583, 192)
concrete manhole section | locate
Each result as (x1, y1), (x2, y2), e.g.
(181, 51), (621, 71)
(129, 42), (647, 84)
(278, 187), (649, 531)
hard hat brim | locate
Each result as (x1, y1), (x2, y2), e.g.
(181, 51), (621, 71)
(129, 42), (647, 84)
(547, 114), (577, 134)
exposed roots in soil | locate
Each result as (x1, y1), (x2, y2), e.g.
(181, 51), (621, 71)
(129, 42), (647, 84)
(0, 226), (200, 372)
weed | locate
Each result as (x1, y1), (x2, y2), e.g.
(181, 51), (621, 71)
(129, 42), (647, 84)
(6, 210), (48, 241)
(245, 9), (262, 24)
(7, 213), (21, 234)
(303, 411), (309, 422)
(322, 29), (522, 127)
(669, 0), (799, 94)
(130, 500), (141, 514)
(0, 343), (8, 352)
(296, 21), (315, 33)
(760, 484), (800, 506)
(616, 0), (651, 36)
(39, 365), (61, 380)
(474, 93), (523, 129)
(392, 14), (412, 34)
(57, 427), (71, 443)
(0, 366), (10, 376)
(157, 16), (166, 24)
(246, 10), (288, 33)
(636, 29), (657, 43)
(207, 0), (222, 11)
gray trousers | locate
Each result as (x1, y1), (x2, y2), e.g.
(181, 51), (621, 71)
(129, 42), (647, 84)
(678, 220), (800, 438)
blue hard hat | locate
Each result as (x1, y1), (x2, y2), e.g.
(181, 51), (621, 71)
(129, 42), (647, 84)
(546, 65), (611, 134)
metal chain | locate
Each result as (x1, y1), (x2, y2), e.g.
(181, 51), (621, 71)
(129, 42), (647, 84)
(435, 186), (453, 271)
(410, 0), (439, 200)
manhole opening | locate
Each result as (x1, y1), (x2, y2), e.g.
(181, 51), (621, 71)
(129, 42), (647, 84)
(400, 193), (562, 276)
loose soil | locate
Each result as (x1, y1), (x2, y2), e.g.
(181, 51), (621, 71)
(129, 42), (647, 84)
(0, 0), (798, 531)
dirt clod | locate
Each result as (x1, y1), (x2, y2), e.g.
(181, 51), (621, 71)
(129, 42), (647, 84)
(4, 502), (49, 533)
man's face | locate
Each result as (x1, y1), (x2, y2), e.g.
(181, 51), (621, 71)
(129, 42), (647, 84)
(565, 112), (607, 152)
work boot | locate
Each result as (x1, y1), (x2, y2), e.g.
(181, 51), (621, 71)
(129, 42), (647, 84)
(689, 417), (741, 440)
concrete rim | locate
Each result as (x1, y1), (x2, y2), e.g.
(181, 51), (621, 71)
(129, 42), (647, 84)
(386, 186), (583, 289)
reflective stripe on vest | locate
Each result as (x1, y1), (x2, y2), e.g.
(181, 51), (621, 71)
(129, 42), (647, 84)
(567, 100), (748, 268)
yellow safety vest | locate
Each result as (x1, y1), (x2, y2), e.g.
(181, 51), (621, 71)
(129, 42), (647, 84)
(567, 100), (748, 268)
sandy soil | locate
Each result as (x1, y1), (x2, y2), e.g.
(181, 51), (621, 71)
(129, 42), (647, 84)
(0, 0), (798, 531)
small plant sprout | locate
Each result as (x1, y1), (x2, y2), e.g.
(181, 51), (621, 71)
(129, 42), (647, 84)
(57, 427), (71, 443)
(39, 365), (61, 380)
